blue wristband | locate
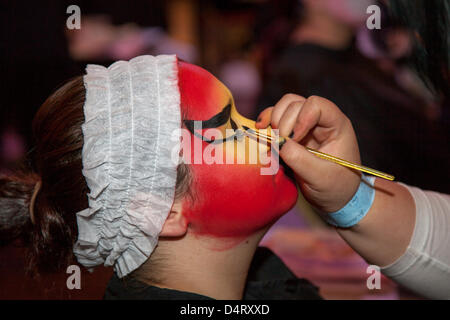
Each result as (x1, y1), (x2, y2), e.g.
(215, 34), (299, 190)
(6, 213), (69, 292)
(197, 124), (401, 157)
(324, 174), (376, 228)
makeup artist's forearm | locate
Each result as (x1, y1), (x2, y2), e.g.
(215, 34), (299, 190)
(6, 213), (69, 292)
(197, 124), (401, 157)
(336, 178), (416, 267)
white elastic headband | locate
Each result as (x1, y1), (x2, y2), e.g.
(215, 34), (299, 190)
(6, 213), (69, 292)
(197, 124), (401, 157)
(73, 55), (181, 278)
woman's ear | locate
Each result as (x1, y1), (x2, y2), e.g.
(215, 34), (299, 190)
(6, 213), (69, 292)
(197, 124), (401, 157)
(159, 201), (188, 237)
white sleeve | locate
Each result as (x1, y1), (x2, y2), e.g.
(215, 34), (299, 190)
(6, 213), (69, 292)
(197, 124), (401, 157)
(381, 184), (450, 299)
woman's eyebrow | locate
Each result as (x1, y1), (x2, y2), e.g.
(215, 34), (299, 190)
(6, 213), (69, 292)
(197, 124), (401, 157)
(183, 101), (241, 144)
(184, 101), (232, 130)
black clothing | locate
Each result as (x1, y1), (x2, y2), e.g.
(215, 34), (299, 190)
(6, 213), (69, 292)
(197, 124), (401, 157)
(259, 43), (450, 193)
(104, 247), (322, 300)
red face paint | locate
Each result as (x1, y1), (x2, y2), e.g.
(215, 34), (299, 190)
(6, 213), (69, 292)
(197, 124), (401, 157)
(178, 61), (298, 238)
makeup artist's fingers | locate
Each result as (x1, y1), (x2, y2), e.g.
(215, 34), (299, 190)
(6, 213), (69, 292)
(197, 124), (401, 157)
(280, 139), (328, 185)
(277, 100), (305, 137)
(271, 94), (305, 129)
(277, 95), (362, 212)
(255, 94), (305, 129)
(280, 138), (361, 212)
(255, 107), (273, 129)
(291, 96), (347, 142)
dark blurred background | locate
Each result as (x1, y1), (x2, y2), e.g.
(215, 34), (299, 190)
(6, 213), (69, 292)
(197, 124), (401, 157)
(0, 0), (448, 299)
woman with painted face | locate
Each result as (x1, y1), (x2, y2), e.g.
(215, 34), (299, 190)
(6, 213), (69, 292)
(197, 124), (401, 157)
(0, 56), (321, 300)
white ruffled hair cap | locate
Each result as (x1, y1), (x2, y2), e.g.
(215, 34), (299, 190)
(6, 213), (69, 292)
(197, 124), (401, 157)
(73, 55), (181, 278)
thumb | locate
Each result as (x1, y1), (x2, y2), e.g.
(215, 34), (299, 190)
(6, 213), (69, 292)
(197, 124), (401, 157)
(280, 139), (327, 185)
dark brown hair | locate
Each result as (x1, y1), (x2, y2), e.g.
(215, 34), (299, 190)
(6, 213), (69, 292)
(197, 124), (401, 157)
(0, 76), (191, 275)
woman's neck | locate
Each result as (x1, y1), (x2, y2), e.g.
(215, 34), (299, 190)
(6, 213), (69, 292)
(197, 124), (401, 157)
(142, 231), (265, 299)
(291, 9), (354, 50)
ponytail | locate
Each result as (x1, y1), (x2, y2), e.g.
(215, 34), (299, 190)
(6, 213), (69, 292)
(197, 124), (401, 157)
(0, 76), (87, 275)
(0, 170), (37, 244)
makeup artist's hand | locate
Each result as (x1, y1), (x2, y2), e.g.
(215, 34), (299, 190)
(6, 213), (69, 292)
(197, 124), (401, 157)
(256, 94), (361, 213)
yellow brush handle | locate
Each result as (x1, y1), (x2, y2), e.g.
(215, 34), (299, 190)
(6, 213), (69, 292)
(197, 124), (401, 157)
(277, 136), (394, 181)
(304, 146), (395, 181)
(243, 127), (395, 181)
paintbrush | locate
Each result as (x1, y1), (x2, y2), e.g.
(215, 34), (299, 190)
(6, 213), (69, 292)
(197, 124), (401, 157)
(241, 126), (395, 181)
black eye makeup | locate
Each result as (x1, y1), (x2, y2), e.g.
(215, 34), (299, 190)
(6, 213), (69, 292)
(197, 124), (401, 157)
(184, 102), (241, 144)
